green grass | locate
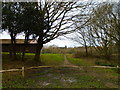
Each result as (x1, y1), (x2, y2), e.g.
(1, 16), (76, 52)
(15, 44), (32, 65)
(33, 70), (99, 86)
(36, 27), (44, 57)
(1, 52), (10, 54)
(2, 52), (35, 55)
(66, 54), (119, 67)
(25, 53), (35, 55)
(41, 54), (64, 66)
(66, 54), (95, 66)
(95, 60), (119, 67)
(2, 53), (64, 69)
(95, 68), (120, 78)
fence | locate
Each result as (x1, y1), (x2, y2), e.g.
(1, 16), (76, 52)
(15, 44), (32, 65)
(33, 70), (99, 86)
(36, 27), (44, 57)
(0, 65), (119, 77)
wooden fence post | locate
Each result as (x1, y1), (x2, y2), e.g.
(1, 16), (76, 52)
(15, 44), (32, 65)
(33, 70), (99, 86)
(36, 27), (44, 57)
(117, 65), (119, 68)
(22, 67), (24, 77)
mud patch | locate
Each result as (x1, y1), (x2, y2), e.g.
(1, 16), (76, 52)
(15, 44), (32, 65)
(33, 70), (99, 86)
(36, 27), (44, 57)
(42, 82), (51, 86)
(61, 77), (77, 83)
(47, 74), (53, 77)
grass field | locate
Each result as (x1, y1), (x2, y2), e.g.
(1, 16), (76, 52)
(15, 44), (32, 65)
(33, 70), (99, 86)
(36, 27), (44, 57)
(66, 54), (119, 67)
(2, 53), (64, 70)
(41, 54), (64, 66)
(66, 54), (96, 66)
(2, 67), (119, 88)
(2, 53), (120, 88)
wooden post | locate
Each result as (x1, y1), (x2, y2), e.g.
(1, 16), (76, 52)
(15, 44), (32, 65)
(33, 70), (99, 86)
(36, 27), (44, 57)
(22, 67), (24, 77)
(117, 65), (119, 68)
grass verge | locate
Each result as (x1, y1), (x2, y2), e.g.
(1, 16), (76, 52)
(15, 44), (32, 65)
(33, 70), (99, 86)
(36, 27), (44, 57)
(2, 53), (64, 70)
(66, 54), (95, 66)
(41, 54), (64, 66)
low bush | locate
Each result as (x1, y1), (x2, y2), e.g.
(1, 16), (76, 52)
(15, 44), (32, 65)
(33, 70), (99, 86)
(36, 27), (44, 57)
(95, 60), (118, 67)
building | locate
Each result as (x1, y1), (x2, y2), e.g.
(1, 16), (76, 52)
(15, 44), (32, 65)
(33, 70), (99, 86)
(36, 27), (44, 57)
(1, 39), (37, 53)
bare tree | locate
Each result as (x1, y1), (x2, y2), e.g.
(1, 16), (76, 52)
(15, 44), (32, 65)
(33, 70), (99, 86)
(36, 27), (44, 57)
(32, 1), (90, 62)
(89, 2), (119, 59)
(66, 2), (92, 56)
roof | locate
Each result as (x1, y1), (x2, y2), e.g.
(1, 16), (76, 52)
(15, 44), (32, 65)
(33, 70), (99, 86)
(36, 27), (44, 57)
(0, 39), (37, 44)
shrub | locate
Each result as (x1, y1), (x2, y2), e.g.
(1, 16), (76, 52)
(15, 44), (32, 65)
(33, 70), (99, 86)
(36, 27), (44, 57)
(95, 60), (117, 67)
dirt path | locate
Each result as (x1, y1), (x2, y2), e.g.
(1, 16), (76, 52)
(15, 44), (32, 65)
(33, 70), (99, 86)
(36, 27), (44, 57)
(63, 55), (75, 66)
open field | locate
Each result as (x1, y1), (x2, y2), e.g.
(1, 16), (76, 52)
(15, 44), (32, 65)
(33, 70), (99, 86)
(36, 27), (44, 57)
(2, 53), (120, 88)
(66, 54), (96, 66)
(41, 54), (64, 66)
(66, 54), (120, 67)
(2, 53), (64, 70)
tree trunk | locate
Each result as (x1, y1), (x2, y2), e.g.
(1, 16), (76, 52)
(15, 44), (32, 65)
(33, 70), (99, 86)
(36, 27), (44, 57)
(13, 37), (17, 60)
(118, 41), (120, 54)
(9, 38), (13, 58)
(22, 33), (29, 61)
(22, 43), (27, 61)
(10, 33), (17, 60)
(104, 45), (110, 60)
(83, 38), (88, 56)
(34, 37), (43, 63)
(22, 48), (25, 61)
(85, 45), (88, 56)
(117, 41), (120, 64)
(34, 44), (43, 62)
(90, 46), (93, 55)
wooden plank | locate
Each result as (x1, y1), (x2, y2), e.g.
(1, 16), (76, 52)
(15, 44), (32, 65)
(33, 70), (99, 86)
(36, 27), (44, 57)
(0, 69), (21, 73)
(90, 66), (120, 69)
(26, 66), (53, 70)
(0, 65), (119, 73)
